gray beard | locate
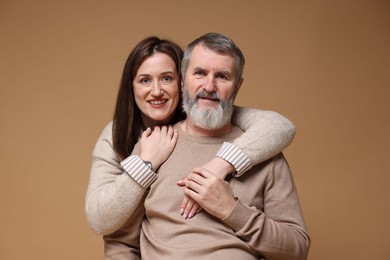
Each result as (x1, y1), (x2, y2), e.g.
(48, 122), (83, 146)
(182, 88), (234, 130)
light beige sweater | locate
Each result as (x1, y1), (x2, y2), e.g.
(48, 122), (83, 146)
(105, 124), (310, 259)
(85, 107), (296, 236)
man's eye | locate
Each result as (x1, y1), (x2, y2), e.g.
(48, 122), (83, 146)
(194, 71), (206, 77)
(216, 74), (229, 81)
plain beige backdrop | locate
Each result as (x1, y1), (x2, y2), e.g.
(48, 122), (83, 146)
(1, 0), (389, 259)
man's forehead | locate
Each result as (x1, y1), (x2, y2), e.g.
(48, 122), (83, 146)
(189, 44), (235, 71)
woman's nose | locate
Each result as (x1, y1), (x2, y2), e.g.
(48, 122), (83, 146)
(151, 81), (163, 96)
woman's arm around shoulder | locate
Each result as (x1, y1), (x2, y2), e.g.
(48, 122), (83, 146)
(226, 105), (296, 177)
(178, 107), (296, 218)
(85, 122), (148, 235)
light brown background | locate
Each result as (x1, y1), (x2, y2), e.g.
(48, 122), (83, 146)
(1, 0), (389, 259)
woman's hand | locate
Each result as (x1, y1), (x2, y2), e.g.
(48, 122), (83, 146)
(183, 167), (236, 220)
(177, 179), (202, 219)
(177, 157), (235, 219)
(140, 125), (178, 171)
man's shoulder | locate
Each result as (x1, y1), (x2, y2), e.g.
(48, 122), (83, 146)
(230, 124), (244, 138)
(249, 152), (291, 180)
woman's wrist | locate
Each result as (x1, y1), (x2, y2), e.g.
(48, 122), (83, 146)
(201, 157), (235, 179)
(139, 154), (159, 172)
(216, 142), (252, 177)
(120, 155), (157, 188)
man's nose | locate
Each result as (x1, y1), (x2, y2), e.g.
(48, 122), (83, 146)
(203, 75), (216, 92)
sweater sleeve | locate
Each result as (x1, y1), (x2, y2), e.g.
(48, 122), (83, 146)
(103, 197), (145, 259)
(222, 154), (310, 260)
(223, 106), (296, 177)
(85, 122), (148, 235)
(121, 155), (157, 188)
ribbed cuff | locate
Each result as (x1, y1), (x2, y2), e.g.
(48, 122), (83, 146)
(120, 155), (157, 188)
(216, 142), (252, 177)
(222, 198), (254, 232)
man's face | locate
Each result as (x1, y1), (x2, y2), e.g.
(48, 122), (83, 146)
(182, 44), (240, 130)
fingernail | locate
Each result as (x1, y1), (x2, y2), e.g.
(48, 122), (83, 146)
(180, 208), (184, 215)
(188, 213), (193, 219)
(183, 213), (187, 219)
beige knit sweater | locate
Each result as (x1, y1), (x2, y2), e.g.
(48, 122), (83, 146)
(104, 123), (310, 260)
(86, 107), (296, 236)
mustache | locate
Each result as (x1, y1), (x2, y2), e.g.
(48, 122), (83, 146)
(196, 90), (220, 100)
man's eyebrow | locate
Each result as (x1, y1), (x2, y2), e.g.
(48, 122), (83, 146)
(193, 67), (207, 71)
(215, 71), (233, 79)
(216, 71), (232, 75)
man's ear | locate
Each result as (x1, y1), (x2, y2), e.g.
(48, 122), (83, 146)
(232, 78), (244, 99)
(236, 77), (244, 91)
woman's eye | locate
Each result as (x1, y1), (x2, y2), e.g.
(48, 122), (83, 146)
(161, 75), (172, 82)
(140, 78), (150, 84)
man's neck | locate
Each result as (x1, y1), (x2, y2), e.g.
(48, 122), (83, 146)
(180, 119), (232, 137)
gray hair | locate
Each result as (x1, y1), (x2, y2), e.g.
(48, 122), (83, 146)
(181, 32), (245, 88)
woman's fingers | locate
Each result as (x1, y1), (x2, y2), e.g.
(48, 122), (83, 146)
(179, 181), (203, 219)
(180, 195), (189, 213)
(188, 202), (202, 218)
(142, 127), (152, 138)
(180, 195), (202, 219)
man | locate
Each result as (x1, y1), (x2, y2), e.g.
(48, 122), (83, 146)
(106, 33), (310, 259)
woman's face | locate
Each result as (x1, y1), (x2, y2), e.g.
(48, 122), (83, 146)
(133, 53), (180, 126)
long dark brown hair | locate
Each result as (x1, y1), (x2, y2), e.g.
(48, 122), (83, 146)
(113, 36), (185, 160)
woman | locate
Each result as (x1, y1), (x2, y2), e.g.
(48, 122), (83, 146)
(85, 36), (296, 236)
